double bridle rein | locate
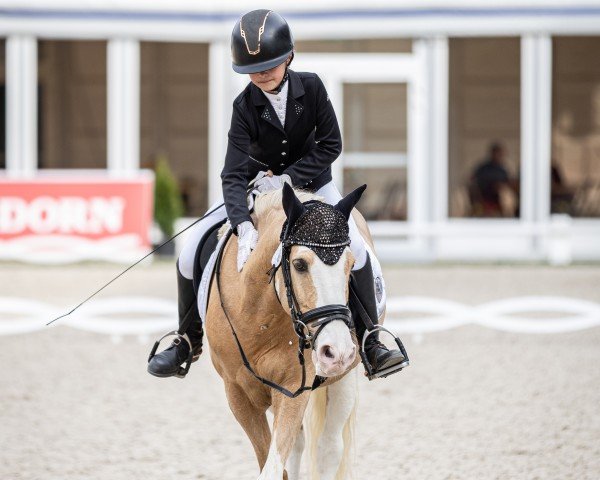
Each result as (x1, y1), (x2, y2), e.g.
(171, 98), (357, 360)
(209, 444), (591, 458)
(215, 226), (354, 399)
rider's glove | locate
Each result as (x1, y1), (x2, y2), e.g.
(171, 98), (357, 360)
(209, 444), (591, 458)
(236, 221), (259, 272)
(254, 173), (292, 193)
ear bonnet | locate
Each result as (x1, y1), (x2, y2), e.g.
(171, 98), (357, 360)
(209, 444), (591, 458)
(281, 202), (351, 265)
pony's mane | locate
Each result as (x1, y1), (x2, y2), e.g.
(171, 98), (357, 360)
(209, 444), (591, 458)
(254, 188), (322, 218)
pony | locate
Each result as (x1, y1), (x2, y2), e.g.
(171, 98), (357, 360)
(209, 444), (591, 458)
(205, 184), (373, 480)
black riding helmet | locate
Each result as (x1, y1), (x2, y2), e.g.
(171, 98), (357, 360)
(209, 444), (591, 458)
(231, 9), (294, 74)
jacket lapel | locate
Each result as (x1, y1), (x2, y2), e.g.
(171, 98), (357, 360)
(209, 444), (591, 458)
(251, 82), (285, 134)
(284, 70), (305, 134)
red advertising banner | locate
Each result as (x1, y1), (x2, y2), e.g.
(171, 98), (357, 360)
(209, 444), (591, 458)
(0, 173), (154, 263)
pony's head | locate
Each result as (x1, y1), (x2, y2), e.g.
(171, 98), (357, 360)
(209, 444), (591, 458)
(268, 183), (366, 378)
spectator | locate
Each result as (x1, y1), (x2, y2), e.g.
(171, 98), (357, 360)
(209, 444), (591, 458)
(470, 142), (517, 217)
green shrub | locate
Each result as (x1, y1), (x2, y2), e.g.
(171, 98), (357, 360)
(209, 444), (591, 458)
(153, 155), (184, 237)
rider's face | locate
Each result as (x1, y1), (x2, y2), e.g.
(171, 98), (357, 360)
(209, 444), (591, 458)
(249, 60), (288, 92)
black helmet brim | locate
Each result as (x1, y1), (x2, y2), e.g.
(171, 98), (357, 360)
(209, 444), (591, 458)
(232, 49), (293, 74)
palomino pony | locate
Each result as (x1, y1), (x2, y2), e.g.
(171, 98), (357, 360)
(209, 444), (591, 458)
(206, 184), (373, 480)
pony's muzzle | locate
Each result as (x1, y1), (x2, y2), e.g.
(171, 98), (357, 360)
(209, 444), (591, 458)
(314, 342), (356, 377)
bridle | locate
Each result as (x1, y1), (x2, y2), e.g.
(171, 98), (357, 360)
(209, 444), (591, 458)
(272, 237), (354, 351)
(215, 217), (355, 399)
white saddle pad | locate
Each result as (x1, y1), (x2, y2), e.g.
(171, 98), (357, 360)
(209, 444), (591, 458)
(197, 225), (232, 322)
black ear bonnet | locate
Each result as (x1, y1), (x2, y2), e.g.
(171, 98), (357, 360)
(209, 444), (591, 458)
(280, 184), (366, 265)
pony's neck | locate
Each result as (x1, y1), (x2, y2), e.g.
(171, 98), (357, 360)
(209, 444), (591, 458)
(236, 209), (286, 313)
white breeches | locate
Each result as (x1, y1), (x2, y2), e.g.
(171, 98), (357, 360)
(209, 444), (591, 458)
(178, 181), (375, 279)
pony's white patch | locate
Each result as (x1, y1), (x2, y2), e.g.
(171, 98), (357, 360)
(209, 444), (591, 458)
(305, 246), (356, 377)
(258, 431), (284, 480)
(271, 242), (283, 268)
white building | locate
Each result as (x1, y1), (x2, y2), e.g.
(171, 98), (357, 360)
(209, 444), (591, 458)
(1, 1), (600, 263)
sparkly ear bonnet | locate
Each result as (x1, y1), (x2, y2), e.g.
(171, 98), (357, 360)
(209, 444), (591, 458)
(281, 202), (351, 265)
(279, 184), (367, 265)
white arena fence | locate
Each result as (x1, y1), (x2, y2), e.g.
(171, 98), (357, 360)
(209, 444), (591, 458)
(1, 296), (599, 341)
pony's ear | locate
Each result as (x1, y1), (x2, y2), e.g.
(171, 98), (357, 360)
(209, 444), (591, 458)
(334, 184), (367, 221)
(282, 183), (305, 226)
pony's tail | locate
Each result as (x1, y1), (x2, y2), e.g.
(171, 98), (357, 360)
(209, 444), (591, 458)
(305, 383), (358, 480)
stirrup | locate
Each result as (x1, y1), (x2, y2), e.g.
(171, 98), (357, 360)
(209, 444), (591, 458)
(359, 325), (410, 381)
(147, 330), (200, 379)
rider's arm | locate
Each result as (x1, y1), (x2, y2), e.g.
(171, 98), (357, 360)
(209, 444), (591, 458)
(282, 74), (342, 187)
(221, 97), (254, 231)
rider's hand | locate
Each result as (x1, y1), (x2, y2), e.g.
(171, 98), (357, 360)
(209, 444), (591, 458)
(254, 172), (292, 193)
(236, 221), (259, 272)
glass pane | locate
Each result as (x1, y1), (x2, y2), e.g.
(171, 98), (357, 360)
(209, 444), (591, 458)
(296, 38), (412, 54)
(552, 36), (600, 218)
(344, 167), (407, 221)
(448, 38), (521, 218)
(342, 83), (407, 221)
(140, 42), (209, 216)
(38, 40), (107, 169)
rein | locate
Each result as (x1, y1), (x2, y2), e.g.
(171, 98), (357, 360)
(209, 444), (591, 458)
(215, 224), (354, 399)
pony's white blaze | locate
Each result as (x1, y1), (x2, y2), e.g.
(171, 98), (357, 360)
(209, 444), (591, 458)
(305, 247), (356, 377)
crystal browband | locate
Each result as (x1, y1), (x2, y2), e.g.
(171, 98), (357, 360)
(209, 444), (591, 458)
(285, 239), (351, 249)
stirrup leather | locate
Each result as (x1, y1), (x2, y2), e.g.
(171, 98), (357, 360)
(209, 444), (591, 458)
(359, 325), (410, 381)
(147, 330), (201, 379)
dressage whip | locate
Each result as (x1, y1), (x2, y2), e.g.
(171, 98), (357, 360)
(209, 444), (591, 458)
(47, 178), (263, 326)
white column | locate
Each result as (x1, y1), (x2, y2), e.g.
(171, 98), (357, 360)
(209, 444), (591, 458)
(6, 36), (37, 177)
(107, 38), (140, 175)
(521, 36), (536, 224)
(409, 39), (429, 227)
(208, 40), (235, 206)
(326, 77), (344, 188)
(534, 36), (553, 225)
(429, 36), (449, 223)
(521, 35), (553, 239)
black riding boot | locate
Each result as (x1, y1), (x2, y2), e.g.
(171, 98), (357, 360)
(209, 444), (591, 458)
(351, 256), (408, 380)
(147, 262), (204, 378)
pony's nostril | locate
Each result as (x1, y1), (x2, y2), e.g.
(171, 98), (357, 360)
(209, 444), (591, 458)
(324, 345), (334, 359)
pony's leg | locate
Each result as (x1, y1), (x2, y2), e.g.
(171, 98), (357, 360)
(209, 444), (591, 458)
(317, 368), (358, 480)
(224, 382), (271, 471)
(259, 394), (310, 480)
(285, 426), (305, 480)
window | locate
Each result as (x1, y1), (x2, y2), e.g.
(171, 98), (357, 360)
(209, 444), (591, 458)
(140, 42), (209, 216)
(448, 38), (521, 218)
(38, 40), (107, 169)
(552, 37), (600, 218)
(343, 83), (408, 221)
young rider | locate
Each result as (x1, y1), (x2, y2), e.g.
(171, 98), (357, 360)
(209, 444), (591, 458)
(148, 9), (407, 380)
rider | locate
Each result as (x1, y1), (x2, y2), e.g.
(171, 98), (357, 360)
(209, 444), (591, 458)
(148, 9), (407, 380)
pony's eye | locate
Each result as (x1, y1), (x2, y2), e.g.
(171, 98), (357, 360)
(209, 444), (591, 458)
(293, 259), (308, 272)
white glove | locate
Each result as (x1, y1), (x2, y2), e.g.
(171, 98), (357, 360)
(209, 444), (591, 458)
(236, 221), (259, 272)
(254, 173), (292, 193)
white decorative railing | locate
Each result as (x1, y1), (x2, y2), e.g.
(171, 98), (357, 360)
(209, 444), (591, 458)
(1, 295), (599, 340)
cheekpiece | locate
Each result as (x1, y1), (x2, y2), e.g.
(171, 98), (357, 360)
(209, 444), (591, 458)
(282, 201), (351, 265)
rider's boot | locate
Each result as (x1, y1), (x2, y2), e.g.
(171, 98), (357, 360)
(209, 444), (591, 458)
(351, 255), (409, 380)
(147, 262), (203, 378)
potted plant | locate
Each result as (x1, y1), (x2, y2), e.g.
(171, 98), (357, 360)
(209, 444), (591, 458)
(153, 154), (184, 256)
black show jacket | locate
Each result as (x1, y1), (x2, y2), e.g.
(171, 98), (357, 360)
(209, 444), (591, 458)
(221, 70), (342, 230)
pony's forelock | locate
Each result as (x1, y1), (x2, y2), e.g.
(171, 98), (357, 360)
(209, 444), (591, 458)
(253, 188), (322, 218)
